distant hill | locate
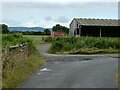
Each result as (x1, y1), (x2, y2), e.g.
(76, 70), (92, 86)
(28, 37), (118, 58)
(9, 27), (52, 32)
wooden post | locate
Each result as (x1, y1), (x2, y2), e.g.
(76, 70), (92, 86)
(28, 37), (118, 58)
(79, 29), (81, 36)
(75, 29), (77, 36)
(79, 26), (81, 37)
(100, 27), (102, 37)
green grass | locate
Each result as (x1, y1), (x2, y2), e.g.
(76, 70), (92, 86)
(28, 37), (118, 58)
(49, 36), (120, 54)
(2, 50), (45, 88)
(2, 34), (45, 88)
(24, 35), (51, 46)
(2, 33), (32, 49)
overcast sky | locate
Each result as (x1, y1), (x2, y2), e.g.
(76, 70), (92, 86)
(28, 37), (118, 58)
(1, 0), (119, 28)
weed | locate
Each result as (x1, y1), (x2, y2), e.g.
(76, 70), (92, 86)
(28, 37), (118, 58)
(49, 36), (120, 54)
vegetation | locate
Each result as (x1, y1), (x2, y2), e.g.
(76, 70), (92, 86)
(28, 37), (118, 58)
(2, 33), (45, 88)
(0, 24), (9, 34)
(44, 29), (51, 35)
(2, 50), (45, 88)
(52, 24), (69, 34)
(11, 29), (51, 35)
(2, 33), (32, 49)
(22, 31), (45, 35)
(24, 35), (52, 46)
(49, 36), (120, 54)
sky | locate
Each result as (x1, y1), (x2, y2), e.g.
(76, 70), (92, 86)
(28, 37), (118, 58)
(0, 0), (119, 28)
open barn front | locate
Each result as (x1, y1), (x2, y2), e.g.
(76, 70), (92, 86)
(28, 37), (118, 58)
(81, 26), (120, 37)
(101, 26), (120, 37)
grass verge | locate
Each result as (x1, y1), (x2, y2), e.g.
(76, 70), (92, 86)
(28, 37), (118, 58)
(63, 48), (119, 54)
(2, 50), (45, 88)
(49, 36), (120, 54)
(2, 34), (45, 88)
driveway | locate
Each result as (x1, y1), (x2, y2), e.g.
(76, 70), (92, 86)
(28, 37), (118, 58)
(20, 44), (118, 88)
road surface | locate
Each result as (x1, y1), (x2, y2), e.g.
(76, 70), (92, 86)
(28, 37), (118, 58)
(20, 45), (118, 88)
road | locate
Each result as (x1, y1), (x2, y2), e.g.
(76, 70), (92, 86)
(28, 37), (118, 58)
(20, 45), (118, 88)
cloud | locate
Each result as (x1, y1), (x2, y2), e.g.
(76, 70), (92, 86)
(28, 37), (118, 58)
(21, 22), (37, 27)
(2, 19), (21, 27)
(44, 16), (52, 21)
(54, 16), (69, 23)
(2, 2), (118, 28)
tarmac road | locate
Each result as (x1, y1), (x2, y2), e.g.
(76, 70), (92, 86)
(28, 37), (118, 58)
(20, 45), (118, 88)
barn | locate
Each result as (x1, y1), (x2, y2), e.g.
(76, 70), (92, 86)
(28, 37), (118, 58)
(69, 18), (120, 37)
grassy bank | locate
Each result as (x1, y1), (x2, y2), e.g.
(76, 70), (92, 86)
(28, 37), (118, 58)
(2, 34), (45, 88)
(49, 36), (120, 54)
(2, 51), (45, 88)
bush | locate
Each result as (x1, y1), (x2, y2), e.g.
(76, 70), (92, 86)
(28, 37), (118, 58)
(49, 36), (120, 54)
(2, 33), (33, 49)
(42, 36), (52, 42)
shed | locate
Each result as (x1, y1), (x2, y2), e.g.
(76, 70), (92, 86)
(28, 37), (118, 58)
(69, 18), (120, 37)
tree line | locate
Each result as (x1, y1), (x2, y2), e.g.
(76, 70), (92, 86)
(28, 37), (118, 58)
(1, 24), (69, 35)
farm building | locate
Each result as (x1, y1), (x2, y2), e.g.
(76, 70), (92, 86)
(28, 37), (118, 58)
(69, 18), (120, 37)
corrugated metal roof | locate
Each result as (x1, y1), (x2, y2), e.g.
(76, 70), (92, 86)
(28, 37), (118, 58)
(75, 18), (118, 26)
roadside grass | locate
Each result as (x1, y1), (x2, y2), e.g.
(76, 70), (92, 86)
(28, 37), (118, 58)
(67, 48), (119, 54)
(49, 36), (120, 54)
(2, 34), (45, 88)
(2, 50), (45, 88)
(24, 35), (51, 46)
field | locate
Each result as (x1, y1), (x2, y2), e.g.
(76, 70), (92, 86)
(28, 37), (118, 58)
(24, 35), (51, 46)
(49, 36), (120, 54)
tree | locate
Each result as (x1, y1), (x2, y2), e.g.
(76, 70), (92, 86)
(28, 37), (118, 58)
(0, 24), (9, 34)
(52, 24), (69, 34)
(44, 29), (51, 35)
